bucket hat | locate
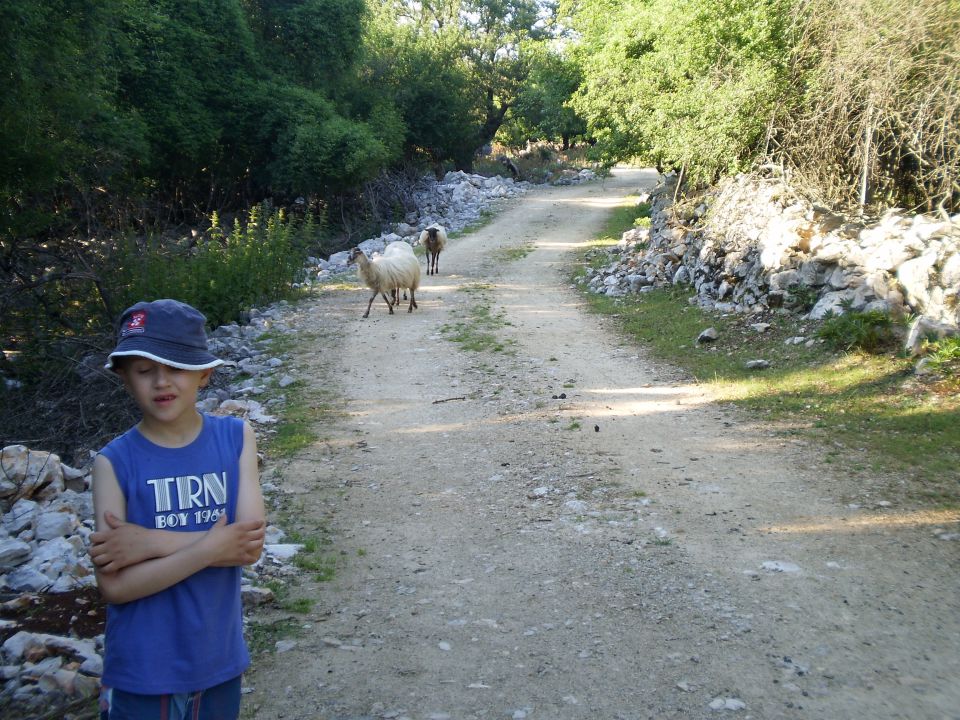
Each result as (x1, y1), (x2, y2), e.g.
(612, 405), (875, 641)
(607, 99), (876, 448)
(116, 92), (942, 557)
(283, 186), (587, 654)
(105, 299), (223, 371)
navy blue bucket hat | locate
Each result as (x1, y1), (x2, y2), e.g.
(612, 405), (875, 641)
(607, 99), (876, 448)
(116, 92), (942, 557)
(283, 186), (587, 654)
(105, 299), (223, 371)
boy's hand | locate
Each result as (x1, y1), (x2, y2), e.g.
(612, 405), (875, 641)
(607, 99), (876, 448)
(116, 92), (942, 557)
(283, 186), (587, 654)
(203, 514), (266, 566)
(90, 511), (155, 573)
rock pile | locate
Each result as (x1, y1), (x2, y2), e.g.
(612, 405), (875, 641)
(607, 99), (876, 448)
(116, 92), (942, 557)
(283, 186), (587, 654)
(315, 170), (535, 277)
(583, 172), (960, 350)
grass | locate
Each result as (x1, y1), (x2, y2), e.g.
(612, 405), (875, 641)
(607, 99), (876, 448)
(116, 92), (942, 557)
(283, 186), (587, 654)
(447, 208), (497, 238)
(441, 283), (515, 354)
(259, 329), (344, 457)
(573, 199), (960, 506)
(495, 243), (535, 262)
(246, 616), (302, 655)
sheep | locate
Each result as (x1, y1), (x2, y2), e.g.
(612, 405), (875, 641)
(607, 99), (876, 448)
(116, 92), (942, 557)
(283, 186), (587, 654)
(348, 246), (420, 318)
(384, 240), (416, 304)
(418, 225), (447, 276)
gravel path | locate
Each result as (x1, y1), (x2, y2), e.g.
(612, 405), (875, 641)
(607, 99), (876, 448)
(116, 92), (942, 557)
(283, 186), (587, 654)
(243, 167), (960, 720)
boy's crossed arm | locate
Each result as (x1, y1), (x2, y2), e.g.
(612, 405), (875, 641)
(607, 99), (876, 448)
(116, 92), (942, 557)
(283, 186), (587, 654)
(90, 511), (265, 571)
(91, 422), (266, 604)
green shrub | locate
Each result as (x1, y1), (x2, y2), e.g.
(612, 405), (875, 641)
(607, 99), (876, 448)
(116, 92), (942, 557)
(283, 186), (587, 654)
(925, 336), (960, 374)
(113, 204), (315, 327)
(816, 307), (896, 353)
(787, 283), (819, 311)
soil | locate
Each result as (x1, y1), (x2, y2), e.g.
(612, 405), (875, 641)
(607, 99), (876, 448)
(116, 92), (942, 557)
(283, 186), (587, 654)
(236, 167), (960, 720)
(0, 587), (104, 642)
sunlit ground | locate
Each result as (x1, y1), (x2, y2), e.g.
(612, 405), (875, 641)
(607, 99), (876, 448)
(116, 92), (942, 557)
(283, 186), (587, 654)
(762, 509), (960, 535)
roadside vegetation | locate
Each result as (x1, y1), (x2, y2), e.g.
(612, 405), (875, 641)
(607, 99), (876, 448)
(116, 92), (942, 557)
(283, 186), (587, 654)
(574, 201), (960, 506)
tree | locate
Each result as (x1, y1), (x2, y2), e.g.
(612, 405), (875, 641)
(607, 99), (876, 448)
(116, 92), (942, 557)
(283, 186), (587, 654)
(361, 5), (481, 173)
(0, 0), (144, 237)
(463, 0), (549, 153)
(508, 43), (587, 148)
(567, 0), (793, 183)
(242, 0), (367, 90)
(366, 0), (554, 169)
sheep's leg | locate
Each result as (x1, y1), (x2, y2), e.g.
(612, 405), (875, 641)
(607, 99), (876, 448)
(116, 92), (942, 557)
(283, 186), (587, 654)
(363, 291), (378, 318)
(407, 288), (417, 312)
(381, 292), (395, 314)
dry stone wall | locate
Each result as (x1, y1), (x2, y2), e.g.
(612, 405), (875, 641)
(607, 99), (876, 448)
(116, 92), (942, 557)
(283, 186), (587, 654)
(586, 172), (959, 351)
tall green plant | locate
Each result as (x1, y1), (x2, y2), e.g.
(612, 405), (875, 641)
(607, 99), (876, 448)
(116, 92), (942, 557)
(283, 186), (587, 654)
(113, 205), (314, 327)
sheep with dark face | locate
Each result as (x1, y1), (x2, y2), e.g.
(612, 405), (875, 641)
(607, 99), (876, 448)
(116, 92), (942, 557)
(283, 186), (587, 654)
(418, 225), (447, 276)
(348, 246), (420, 318)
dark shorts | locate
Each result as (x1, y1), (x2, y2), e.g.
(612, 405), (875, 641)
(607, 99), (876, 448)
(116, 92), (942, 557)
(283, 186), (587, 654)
(99, 675), (242, 720)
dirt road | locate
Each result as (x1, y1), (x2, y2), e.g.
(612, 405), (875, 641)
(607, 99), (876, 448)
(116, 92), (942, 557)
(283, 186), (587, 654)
(244, 168), (960, 720)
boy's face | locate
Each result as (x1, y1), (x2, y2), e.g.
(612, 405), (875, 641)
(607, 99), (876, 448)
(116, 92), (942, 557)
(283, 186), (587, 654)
(116, 357), (213, 424)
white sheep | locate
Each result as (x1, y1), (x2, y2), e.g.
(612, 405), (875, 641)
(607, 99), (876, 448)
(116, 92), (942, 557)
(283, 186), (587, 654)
(418, 225), (447, 276)
(348, 246), (420, 318)
(383, 241), (417, 304)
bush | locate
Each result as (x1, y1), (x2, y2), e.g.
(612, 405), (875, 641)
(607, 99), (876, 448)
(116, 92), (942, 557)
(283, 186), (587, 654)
(112, 204), (315, 327)
(925, 337), (960, 375)
(816, 307), (897, 353)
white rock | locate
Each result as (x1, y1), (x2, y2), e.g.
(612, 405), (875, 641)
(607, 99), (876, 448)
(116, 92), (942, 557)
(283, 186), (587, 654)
(0, 446), (63, 501)
(5, 566), (52, 592)
(35, 510), (77, 541)
(761, 560), (800, 573)
(263, 543), (304, 561)
(0, 538), (31, 568)
(2, 498), (39, 535)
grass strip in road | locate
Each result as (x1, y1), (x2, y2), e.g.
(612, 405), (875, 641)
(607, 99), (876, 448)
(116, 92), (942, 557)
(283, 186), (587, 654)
(573, 200), (960, 507)
(441, 283), (515, 354)
(256, 328), (344, 457)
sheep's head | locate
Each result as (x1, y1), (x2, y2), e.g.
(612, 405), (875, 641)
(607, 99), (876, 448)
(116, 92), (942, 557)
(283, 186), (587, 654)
(347, 247), (365, 264)
(425, 228), (439, 242)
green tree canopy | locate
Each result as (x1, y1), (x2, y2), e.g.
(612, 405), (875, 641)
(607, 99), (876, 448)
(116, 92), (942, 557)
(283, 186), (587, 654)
(507, 43), (587, 148)
(567, 0), (793, 183)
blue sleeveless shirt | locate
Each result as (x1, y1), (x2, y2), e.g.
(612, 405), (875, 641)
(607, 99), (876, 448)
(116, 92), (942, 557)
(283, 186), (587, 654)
(98, 414), (250, 694)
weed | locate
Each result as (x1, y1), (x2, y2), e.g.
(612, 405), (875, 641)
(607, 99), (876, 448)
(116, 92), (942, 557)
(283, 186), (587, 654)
(441, 286), (514, 354)
(787, 283), (819, 312)
(817, 306), (897, 352)
(258, 328), (343, 457)
(246, 617), (301, 655)
(925, 336), (960, 374)
(496, 243), (535, 261)
(566, 421), (582, 430)
(283, 598), (315, 614)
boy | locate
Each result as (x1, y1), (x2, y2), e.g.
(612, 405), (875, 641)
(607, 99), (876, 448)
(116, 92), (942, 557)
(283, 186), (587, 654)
(89, 298), (266, 720)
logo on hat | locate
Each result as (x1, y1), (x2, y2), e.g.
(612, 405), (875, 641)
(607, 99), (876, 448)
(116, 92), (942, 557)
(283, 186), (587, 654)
(122, 311), (147, 336)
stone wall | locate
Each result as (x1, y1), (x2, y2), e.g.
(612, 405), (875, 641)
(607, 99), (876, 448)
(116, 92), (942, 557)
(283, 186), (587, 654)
(585, 172), (959, 349)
